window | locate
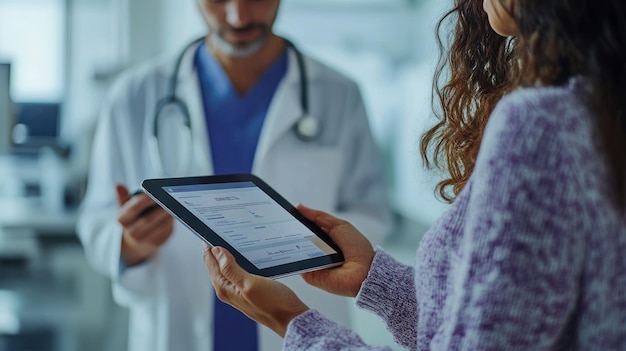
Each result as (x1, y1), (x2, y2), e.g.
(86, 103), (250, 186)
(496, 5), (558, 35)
(0, 0), (65, 102)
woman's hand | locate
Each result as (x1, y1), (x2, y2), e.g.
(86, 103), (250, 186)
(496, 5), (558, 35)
(298, 204), (375, 298)
(203, 246), (310, 337)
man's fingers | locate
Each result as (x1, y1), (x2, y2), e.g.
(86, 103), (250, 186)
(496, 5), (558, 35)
(126, 209), (173, 241)
(136, 204), (160, 218)
(148, 221), (174, 246)
(118, 196), (161, 225)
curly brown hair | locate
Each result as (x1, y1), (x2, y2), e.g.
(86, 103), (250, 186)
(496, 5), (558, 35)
(421, 0), (626, 207)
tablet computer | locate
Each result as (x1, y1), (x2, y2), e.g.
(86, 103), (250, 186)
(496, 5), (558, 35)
(141, 174), (344, 279)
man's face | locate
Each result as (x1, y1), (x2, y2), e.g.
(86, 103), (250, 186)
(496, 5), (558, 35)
(197, 0), (281, 57)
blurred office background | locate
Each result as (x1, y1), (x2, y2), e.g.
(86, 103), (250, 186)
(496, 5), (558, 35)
(0, 0), (450, 350)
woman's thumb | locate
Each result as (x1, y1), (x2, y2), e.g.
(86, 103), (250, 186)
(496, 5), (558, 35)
(213, 247), (246, 286)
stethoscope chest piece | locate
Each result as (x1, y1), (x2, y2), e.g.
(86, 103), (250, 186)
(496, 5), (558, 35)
(295, 114), (321, 141)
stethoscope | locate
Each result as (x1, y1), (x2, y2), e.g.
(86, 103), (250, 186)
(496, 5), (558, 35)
(149, 36), (321, 176)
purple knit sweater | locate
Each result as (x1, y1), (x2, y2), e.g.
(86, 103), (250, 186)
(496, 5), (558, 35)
(283, 78), (626, 350)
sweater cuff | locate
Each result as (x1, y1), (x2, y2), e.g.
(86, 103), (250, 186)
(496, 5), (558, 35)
(284, 309), (367, 350)
(286, 309), (335, 339)
(355, 248), (407, 319)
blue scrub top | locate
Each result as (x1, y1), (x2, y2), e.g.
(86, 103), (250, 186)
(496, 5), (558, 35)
(194, 41), (288, 175)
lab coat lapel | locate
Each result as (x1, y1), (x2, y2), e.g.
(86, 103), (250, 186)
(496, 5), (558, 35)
(253, 49), (303, 170)
(176, 42), (214, 175)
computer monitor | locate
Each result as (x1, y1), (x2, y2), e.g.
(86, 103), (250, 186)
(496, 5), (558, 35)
(15, 102), (60, 139)
(0, 63), (12, 154)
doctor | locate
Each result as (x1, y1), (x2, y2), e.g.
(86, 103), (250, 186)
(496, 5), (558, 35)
(77, 0), (392, 351)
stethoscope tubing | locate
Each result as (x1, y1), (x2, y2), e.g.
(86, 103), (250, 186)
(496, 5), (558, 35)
(152, 36), (320, 176)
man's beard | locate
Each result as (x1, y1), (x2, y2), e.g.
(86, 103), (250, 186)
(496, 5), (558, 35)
(210, 25), (270, 58)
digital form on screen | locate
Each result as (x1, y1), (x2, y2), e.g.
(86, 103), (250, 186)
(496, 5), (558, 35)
(164, 182), (337, 269)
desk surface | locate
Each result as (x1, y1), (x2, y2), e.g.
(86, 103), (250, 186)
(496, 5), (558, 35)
(0, 198), (77, 236)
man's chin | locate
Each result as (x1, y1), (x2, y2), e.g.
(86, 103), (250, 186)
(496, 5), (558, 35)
(211, 34), (269, 58)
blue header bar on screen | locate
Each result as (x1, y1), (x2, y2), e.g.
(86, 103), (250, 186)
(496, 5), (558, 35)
(163, 181), (256, 193)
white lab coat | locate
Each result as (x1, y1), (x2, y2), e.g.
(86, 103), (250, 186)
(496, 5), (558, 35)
(78, 41), (392, 351)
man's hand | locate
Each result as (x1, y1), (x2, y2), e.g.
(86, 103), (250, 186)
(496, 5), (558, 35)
(117, 184), (174, 266)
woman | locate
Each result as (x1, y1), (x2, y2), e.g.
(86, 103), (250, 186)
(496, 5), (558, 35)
(203, 0), (626, 349)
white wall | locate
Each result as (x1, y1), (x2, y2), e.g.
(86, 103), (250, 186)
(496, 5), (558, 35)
(63, 0), (119, 138)
(161, 0), (205, 55)
(63, 0), (202, 140)
(0, 0), (65, 102)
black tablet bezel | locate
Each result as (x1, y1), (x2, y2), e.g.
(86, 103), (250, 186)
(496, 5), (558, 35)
(141, 174), (344, 278)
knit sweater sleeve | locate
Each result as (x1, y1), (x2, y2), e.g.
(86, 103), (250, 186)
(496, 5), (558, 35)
(431, 91), (587, 350)
(283, 249), (416, 350)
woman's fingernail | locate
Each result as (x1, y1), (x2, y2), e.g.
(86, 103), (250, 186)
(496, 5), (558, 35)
(212, 247), (222, 258)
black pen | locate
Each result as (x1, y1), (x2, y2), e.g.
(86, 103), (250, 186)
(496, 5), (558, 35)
(131, 189), (160, 218)
(131, 189), (144, 197)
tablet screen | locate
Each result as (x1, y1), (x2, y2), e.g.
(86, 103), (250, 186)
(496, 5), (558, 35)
(164, 181), (337, 269)
(142, 174), (344, 278)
